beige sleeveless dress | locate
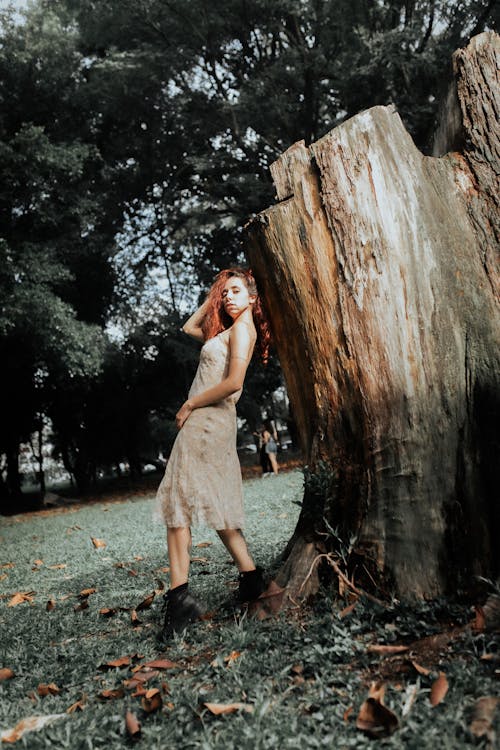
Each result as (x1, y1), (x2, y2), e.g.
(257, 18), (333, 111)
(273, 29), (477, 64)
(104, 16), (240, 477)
(156, 329), (251, 529)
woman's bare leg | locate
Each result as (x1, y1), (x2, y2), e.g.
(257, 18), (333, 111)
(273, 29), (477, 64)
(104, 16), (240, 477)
(268, 453), (279, 474)
(167, 527), (192, 588)
(217, 529), (255, 572)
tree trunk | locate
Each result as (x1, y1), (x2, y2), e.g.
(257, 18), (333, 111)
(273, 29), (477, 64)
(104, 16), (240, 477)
(245, 32), (499, 601)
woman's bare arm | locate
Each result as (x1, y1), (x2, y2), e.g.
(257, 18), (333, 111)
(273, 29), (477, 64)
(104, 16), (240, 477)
(181, 299), (210, 342)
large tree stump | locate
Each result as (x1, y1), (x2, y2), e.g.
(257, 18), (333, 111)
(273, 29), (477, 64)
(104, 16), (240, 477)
(245, 32), (499, 600)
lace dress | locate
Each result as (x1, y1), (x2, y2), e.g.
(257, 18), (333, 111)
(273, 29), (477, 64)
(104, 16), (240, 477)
(156, 330), (249, 529)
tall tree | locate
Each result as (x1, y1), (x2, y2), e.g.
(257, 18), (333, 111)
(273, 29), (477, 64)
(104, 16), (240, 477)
(245, 31), (499, 601)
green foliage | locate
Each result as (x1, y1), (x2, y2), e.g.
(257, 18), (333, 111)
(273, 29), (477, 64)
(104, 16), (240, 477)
(1, 0), (497, 503)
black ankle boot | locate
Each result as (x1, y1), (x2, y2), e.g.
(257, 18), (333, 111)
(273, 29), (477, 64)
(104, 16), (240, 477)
(158, 584), (204, 642)
(238, 567), (266, 603)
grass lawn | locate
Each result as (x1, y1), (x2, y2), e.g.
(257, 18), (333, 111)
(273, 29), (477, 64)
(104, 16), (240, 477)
(0, 469), (497, 748)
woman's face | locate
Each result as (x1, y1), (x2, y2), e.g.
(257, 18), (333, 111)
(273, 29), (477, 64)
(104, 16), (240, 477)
(221, 276), (255, 320)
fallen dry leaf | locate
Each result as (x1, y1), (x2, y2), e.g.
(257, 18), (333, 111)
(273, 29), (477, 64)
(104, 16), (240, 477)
(125, 710), (141, 741)
(343, 705), (353, 722)
(33, 559), (44, 566)
(367, 644), (409, 655)
(91, 538), (106, 549)
(204, 702), (254, 715)
(101, 656), (131, 669)
(37, 683), (61, 697)
(1, 714), (67, 743)
(66, 695), (86, 713)
(224, 651), (242, 666)
(472, 606), (485, 632)
(46, 599), (56, 612)
(191, 557), (209, 564)
(47, 564), (66, 569)
(134, 555), (144, 561)
(0, 562), (14, 569)
(356, 694), (398, 737)
(123, 671), (160, 689)
(136, 592), (155, 611)
(8, 592), (35, 607)
(0, 668), (15, 681)
(99, 688), (125, 700)
(99, 607), (118, 617)
(469, 696), (499, 742)
(130, 610), (142, 626)
(73, 599), (89, 612)
(142, 659), (179, 670)
(79, 588), (97, 597)
(196, 541), (212, 548)
(339, 601), (358, 619)
(158, 566), (170, 573)
(0, 573), (7, 581)
(430, 672), (449, 706)
(141, 688), (163, 713)
(411, 660), (431, 676)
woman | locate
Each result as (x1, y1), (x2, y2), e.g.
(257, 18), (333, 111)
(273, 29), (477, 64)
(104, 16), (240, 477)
(263, 421), (279, 476)
(156, 268), (271, 640)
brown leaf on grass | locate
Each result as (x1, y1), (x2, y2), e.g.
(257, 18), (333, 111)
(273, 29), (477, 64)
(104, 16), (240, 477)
(367, 644), (409, 655)
(37, 683), (61, 697)
(33, 559), (44, 566)
(134, 556), (144, 561)
(130, 610), (142, 626)
(46, 599), (56, 612)
(128, 569), (138, 577)
(0, 668), (15, 681)
(79, 588), (97, 597)
(99, 656), (131, 670)
(135, 592), (155, 611)
(430, 672), (449, 706)
(472, 606), (485, 632)
(368, 682), (386, 702)
(98, 688), (125, 700)
(343, 705), (353, 722)
(123, 671), (160, 689)
(191, 557), (209, 564)
(339, 601), (358, 619)
(356, 689), (398, 738)
(411, 660), (431, 676)
(48, 564), (66, 569)
(142, 659), (179, 670)
(74, 599), (89, 612)
(91, 537), (106, 549)
(154, 579), (165, 592)
(1, 714), (67, 743)
(141, 688), (163, 713)
(125, 710), (141, 741)
(470, 696), (499, 742)
(196, 541), (212, 548)
(131, 685), (148, 697)
(224, 651), (242, 666)
(8, 592), (35, 607)
(158, 566), (170, 573)
(0, 562), (14, 569)
(99, 607), (118, 617)
(66, 695), (86, 713)
(204, 702), (254, 715)
(0, 573), (8, 581)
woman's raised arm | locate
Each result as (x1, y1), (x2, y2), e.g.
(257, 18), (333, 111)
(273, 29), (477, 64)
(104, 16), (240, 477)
(181, 299), (210, 342)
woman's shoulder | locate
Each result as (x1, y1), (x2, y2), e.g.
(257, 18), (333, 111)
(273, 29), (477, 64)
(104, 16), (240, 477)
(231, 318), (257, 340)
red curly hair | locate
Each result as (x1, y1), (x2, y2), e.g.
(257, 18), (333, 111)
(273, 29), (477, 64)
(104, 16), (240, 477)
(201, 268), (271, 364)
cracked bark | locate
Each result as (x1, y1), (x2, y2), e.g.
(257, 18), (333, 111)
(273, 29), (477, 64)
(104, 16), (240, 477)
(245, 32), (500, 600)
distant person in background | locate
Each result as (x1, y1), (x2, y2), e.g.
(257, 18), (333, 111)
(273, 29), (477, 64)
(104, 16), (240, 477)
(262, 421), (279, 475)
(254, 425), (273, 477)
